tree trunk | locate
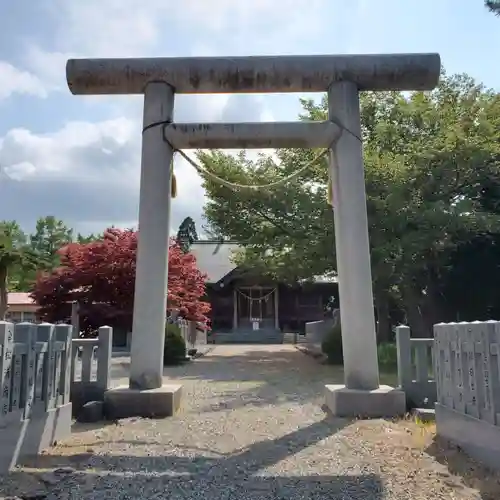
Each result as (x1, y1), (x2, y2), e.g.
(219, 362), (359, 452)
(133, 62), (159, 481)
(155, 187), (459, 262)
(374, 288), (392, 343)
(0, 266), (8, 320)
(401, 283), (429, 338)
(423, 274), (450, 327)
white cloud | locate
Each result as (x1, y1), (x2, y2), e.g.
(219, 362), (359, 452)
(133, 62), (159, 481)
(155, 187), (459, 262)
(0, 61), (47, 100)
(22, 0), (331, 95)
(0, 96), (270, 231)
(0, 116), (203, 233)
(44, 0), (327, 56)
(0, 94), (280, 235)
(1, 117), (138, 182)
(47, 0), (163, 57)
(0, 118), (141, 231)
(2, 0), (499, 240)
(1, 0), (330, 235)
(0, 94), (273, 234)
(23, 47), (75, 93)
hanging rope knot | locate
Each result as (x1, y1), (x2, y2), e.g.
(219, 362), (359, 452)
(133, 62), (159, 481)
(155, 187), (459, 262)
(142, 119), (178, 199)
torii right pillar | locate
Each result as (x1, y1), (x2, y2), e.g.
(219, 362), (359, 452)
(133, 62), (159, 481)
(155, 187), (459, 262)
(324, 81), (405, 417)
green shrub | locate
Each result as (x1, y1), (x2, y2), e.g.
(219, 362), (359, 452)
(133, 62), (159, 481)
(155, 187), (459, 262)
(166, 322), (182, 336)
(321, 326), (398, 372)
(377, 342), (398, 371)
(321, 324), (343, 365)
(163, 323), (186, 365)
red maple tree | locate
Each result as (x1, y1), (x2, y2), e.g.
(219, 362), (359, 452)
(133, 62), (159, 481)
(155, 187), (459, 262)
(31, 229), (210, 332)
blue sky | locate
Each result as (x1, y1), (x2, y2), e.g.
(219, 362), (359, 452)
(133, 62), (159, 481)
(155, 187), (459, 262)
(0, 0), (498, 235)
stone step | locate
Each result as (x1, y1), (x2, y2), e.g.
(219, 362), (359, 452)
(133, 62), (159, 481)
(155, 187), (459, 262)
(282, 333), (308, 344)
(412, 407), (436, 423)
(214, 329), (284, 344)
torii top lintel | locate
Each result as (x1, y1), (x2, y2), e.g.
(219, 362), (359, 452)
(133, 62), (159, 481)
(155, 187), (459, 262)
(66, 53), (441, 95)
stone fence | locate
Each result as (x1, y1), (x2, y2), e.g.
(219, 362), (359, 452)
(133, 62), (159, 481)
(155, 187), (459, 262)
(302, 320), (331, 355)
(433, 321), (500, 470)
(178, 319), (207, 350)
(395, 325), (436, 408)
(303, 318), (500, 470)
(0, 318), (210, 473)
(395, 321), (500, 470)
(123, 320), (207, 351)
(0, 321), (74, 473)
(303, 310), (340, 355)
(0, 321), (115, 473)
(71, 326), (112, 413)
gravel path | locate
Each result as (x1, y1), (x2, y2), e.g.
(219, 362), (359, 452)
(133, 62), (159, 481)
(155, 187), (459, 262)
(1, 345), (497, 499)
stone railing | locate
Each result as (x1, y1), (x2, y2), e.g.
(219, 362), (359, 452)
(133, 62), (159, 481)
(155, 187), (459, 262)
(0, 322), (114, 473)
(178, 319), (207, 350)
(0, 321), (73, 473)
(303, 310), (339, 356)
(433, 321), (500, 471)
(71, 326), (112, 412)
(303, 320), (332, 355)
(396, 325), (436, 407)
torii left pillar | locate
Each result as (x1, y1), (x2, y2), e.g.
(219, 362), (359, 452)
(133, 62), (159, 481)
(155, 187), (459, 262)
(129, 82), (175, 389)
(106, 82), (183, 419)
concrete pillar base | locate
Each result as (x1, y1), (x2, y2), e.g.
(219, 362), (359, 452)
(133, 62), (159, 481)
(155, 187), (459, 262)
(325, 384), (406, 418)
(104, 384), (182, 419)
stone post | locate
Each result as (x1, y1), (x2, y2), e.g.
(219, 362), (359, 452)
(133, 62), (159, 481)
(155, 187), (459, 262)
(71, 301), (80, 339)
(129, 82), (174, 390)
(54, 324), (72, 406)
(96, 326), (112, 392)
(396, 325), (412, 389)
(37, 323), (56, 411)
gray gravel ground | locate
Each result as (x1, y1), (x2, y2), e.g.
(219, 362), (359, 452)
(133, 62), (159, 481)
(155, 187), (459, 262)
(1, 345), (497, 500)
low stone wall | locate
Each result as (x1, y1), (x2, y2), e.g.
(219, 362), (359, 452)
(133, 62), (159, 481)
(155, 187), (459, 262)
(303, 310), (339, 356)
(434, 321), (500, 471)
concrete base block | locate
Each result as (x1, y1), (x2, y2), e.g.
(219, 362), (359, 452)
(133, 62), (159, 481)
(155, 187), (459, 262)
(413, 407), (436, 423)
(435, 403), (500, 471)
(77, 400), (105, 423)
(0, 402), (72, 473)
(324, 384), (406, 418)
(71, 381), (105, 416)
(104, 384), (182, 419)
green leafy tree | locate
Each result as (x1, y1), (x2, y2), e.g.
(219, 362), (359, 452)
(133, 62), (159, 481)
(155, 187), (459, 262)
(29, 216), (73, 270)
(199, 72), (500, 338)
(76, 232), (103, 244)
(12, 216), (74, 290)
(0, 222), (46, 319)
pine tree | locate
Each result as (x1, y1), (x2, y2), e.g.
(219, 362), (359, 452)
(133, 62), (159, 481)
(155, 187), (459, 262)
(176, 217), (199, 253)
(486, 0), (500, 15)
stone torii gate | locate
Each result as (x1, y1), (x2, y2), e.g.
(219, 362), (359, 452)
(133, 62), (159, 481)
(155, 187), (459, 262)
(66, 53), (440, 419)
